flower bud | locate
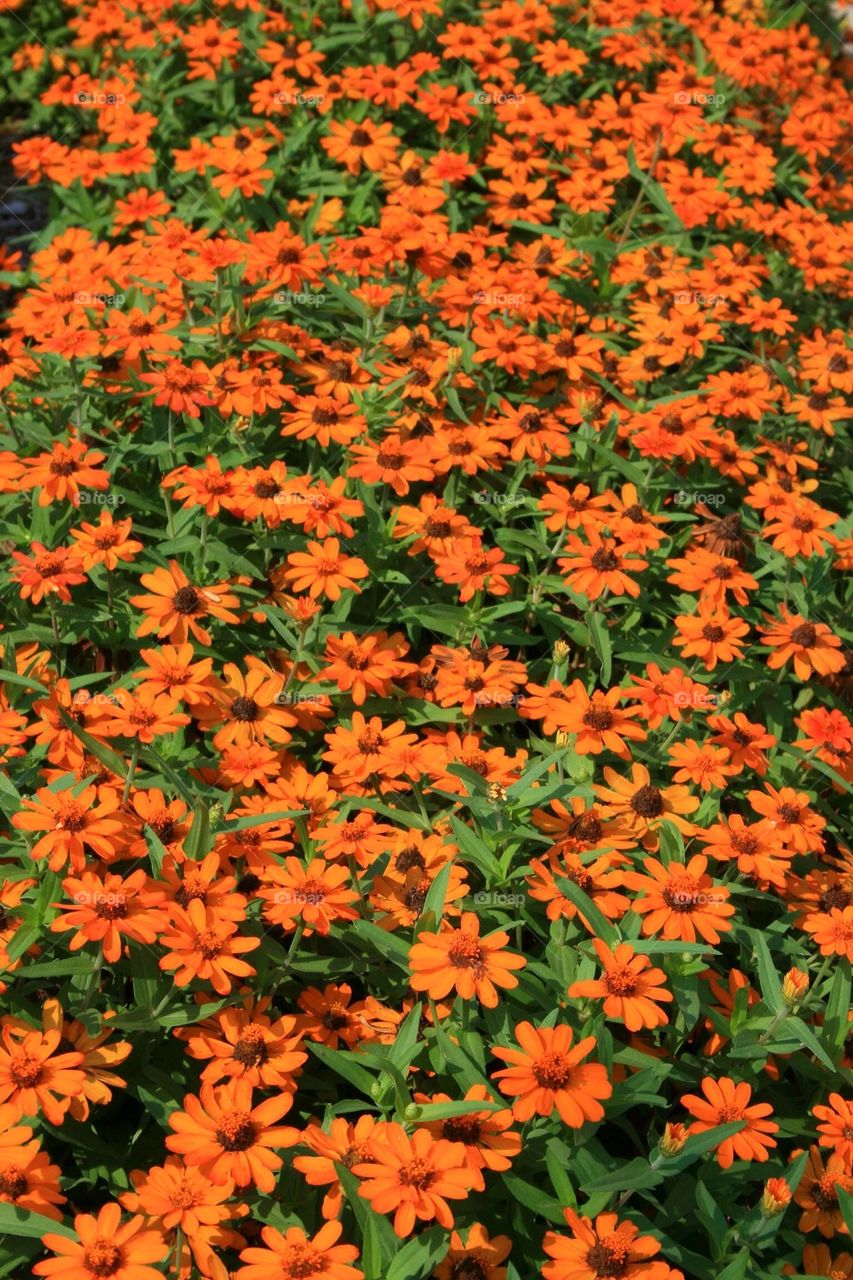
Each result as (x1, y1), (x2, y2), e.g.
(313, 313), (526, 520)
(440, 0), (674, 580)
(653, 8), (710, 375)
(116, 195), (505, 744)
(659, 1122), (688, 1156)
(782, 968), (809, 1005)
(403, 1103), (422, 1122)
(556, 730), (571, 748)
(446, 347), (463, 371)
(487, 782), (507, 805)
(553, 639), (570, 662)
(761, 1177), (791, 1216)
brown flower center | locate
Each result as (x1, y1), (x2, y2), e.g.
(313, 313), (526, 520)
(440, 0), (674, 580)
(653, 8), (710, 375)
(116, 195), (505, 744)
(172, 586), (201, 614)
(790, 623), (817, 647)
(231, 696), (259, 722)
(533, 1050), (574, 1090)
(215, 1111), (256, 1151)
(630, 784), (663, 818)
(83, 1242), (123, 1277)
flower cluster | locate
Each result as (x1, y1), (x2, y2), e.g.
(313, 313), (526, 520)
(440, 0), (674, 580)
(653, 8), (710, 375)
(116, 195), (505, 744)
(0, 0), (850, 1277)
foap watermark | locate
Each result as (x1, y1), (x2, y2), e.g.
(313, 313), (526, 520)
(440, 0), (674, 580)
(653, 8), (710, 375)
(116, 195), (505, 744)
(274, 291), (326, 306)
(272, 91), (325, 107)
(73, 890), (125, 907)
(471, 290), (526, 308)
(673, 91), (725, 107)
(275, 691), (326, 706)
(473, 91), (526, 105)
(74, 91), (126, 106)
(674, 292), (726, 307)
(79, 491), (126, 505)
(472, 490), (527, 507)
(670, 891), (728, 906)
(472, 690), (526, 708)
(74, 291), (125, 307)
(674, 490), (725, 506)
(672, 689), (722, 710)
(472, 891), (525, 907)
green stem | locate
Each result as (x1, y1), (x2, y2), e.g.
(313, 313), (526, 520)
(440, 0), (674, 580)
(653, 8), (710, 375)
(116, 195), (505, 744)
(121, 740), (141, 805)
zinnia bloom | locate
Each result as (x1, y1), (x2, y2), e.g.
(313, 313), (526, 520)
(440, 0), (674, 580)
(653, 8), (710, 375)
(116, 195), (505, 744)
(35, 1204), (168, 1280)
(236, 1221), (363, 1280)
(542, 1208), (680, 1280)
(491, 1022), (612, 1126)
(680, 1076), (778, 1168)
(166, 1080), (298, 1192)
(352, 1123), (474, 1237)
(569, 939), (672, 1031)
(408, 912), (526, 1008)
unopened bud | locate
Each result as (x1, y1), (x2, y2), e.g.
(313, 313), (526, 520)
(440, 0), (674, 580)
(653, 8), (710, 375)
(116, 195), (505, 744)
(659, 1122), (688, 1156)
(208, 802), (225, 832)
(553, 639), (570, 661)
(555, 730), (571, 748)
(782, 968), (809, 1005)
(446, 347), (463, 371)
(487, 782), (507, 805)
(403, 1103), (422, 1122)
(232, 416), (250, 434)
(761, 1177), (791, 1216)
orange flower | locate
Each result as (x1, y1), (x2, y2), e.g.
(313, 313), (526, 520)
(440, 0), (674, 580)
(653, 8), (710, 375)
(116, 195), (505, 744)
(759, 607), (845, 680)
(415, 1084), (521, 1191)
(434, 1225), (512, 1280)
(0, 1018), (85, 1124)
(120, 1156), (246, 1280)
(622, 854), (735, 944)
(681, 1076), (778, 1167)
(794, 1146), (853, 1238)
(193, 659), (296, 749)
(408, 912), (526, 1008)
(69, 511), (143, 570)
(11, 542), (86, 604)
(41, 999), (131, 1122)
(12, 784), (125, 872)
(282, 538), (369, 600)
(432, 537), (520, 602)
(594, 763), (699, 849)
(351, 1122), (474, 1237)
(158, 899), (260, 995)
(134, 642), (214, 705)
(569, 939), (672, 1031)
(166, 1080), (298, 1191)
(317, 631), (411, 705)
(814, 1094), (853, 1164)
(293, 1115), (379, 1220)
(491, 1021), (612, 1126)
(179, 997), (306, 1089)
(552, 681), (647, 758)
(50, 870), (165, 963)
(130, 561), (241, 645)
(259, 858), (361, 936)
(34, 1203), (169, 1280)
(236, 1221), (363, 1280)
(0, 1127), (65, 1221)
(672, 600), (750, 670)
(19, 437), (108, 507)
(542, 1208), (679, 1280)
(558, 533), (647, 600)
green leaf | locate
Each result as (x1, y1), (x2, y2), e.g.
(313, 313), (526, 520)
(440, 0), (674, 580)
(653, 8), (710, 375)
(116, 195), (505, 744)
(554, 874), (618, 945)
(413, 1099), (503, 1121)
(184, 805), (211, 859)
(749, 929), (784, 1014)
(385, 1227), (448, 1280)
(309, 1043), (378, 1097)
(839, 1187), (853, 1239)
(587, 612), (612, 684)
(0, 1205), (76, 1240)
(57, 707), (128, 779)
